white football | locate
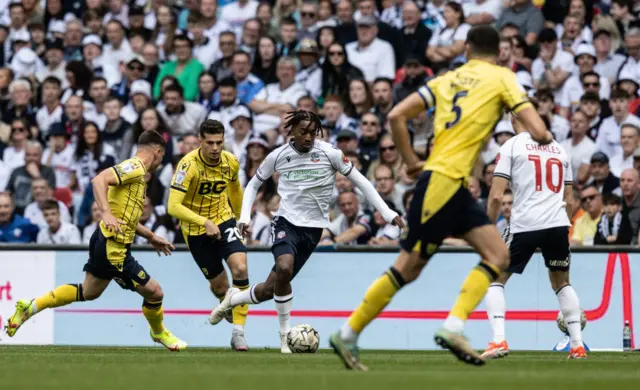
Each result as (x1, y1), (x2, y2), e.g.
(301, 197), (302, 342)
(557, 309), (587, 334)
(287, 324), (320, 353)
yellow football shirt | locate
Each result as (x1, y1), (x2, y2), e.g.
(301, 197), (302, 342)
(418, 59), (532, 180)
(168, 149), (243, 236)
(99, 157), (147, 244)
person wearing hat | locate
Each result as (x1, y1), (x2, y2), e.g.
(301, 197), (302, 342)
(532, 28), (574, 103)
(36, 38), (67, 88)
(240, 135), (270, 187)
(128, 6), (153, 41)
(9, 29), (44, 78)
(121, 79), (152, 125)
(558, 44), (611, 118)
(393, 53), (429, 102)
(593, 29), (626, 84)
(81, 34), (120, 87)
(610, 123), (640, 177)
(227, 105), (254, 161)
(587, 151), (621, 195)
(153, 33), (205, 102)
(335, 129), (358, 154)
(295, 38), (322, 100)
(42, 121), (74, 189)
(111, 54), (146, 105)
(615, 67), (640, 115)
(345, 14), (395, 82)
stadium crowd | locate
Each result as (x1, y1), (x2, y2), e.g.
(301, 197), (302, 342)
(0, 0), (639, 247)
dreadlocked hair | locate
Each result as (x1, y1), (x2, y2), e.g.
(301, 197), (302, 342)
(284, 110), (324, 138)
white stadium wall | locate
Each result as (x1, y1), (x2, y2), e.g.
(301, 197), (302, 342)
(0, 248), (637, 351)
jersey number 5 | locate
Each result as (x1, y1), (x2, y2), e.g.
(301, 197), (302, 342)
(445, 91), (468, 129)
(528, 155), (563, 193)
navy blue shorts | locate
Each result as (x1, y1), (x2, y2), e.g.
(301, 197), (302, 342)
(83, 228), (150, 291)
(270, 216), (323, 279)
(186, 219), (247, 279)
(505, 226), (571, 274)
(400, 170), (492, 260)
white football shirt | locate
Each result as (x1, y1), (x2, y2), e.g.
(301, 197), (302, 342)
(494, 132), (572, 234)
(255, 140), (354, 228)
(36, 222), (82, 244)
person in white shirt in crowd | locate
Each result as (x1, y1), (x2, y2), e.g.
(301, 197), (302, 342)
(346, 15), (395, 82)
(226, 105), (254, 166)
(120, 79), (152, 125)
(36, 38), (67, 89)
(427, 1), (471, 70)
(321, 190), (376, 245)
(617, 28), (640, 82)
(534, 88), (570, 142)
(295, 39), (322, 101)
(103, 0), (129, 28)
(587, 152), (622, 196)
(368, 200), (402, 247)
(10, 29), (45, 78)
(610, 124), (640, 177)
(322, 95), (359, 139)
(532, 28), (575, 104)
(41, 122), (74, 189)
(495, 189), (512, 237)
(157, 83), (207, 136)
(24, 178), (72, 230)
(250, 192), (280, 246)
(561, 109), (597, 185)
(558, 44), (610, 118)
(200, 0), (233, 43)
(82, 34), (120, 87)
(102, 20), (132, 72)
(596, 89), (640, 158)
(134, 197), (175, 245)
(463, 0), (503, 26)
(35, 76), (64, 138)
(373, 164), (404, 214)
(83, 77), (110, 130)
(189, 12), (219, 69)
(220, 0), (259, 39)
(250, 56), (307, 134)
(208, 76), (241, 133)
(593, 29), (626, 85)
(82, 201), (101, 245)
(297, 1), (320, 42)
(579, 92), (607, 140)
(36, 199), (81, 244)
(71, 121), (117, 195)
(3, 118), (30, 173)
(6, 3), (28, 60)
(557, 14), (587, 55)
(380, 0), (404, 29)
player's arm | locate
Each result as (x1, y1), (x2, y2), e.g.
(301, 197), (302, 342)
(487, 176), (509, 224)
(92, 166), (123, 234)
(388, 90), (431, 173)
(563, 184), (574, 221)
(334, 224), (368, 244)
(167, 160), (208, 227)
(228, 158), (244, 220)
(346, 168), (403, 227)
(136, 223), (175, 256)
(513, 106), (553, 144)
(503, 71), (553, 145)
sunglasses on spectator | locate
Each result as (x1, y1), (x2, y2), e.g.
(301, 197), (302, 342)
(583, 82), (599, 88)
(301, 12), (316, 17)
(328, 51), (344, 57)
(380, 145), (396, 152)
(128, 65), (144, 71)
(581, 194), (597, 202)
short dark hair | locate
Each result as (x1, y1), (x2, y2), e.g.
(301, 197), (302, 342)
(535, 88), (554, 102)
(163, 83), (184, 98)
(611, 88), (631, 100)
(138, 130), (167, 148)
(373, 77), (393, 88)
(503, 189), (513, 197)
(612, 0), (632, 9)
(281, 16), (297, 27)
(42, 76), (61, 88)
(232, 50), (251, 62)
(220, 30), (236, 40)
(284, 110), (323, 137)
(580, 92), (601, 102)
(199, 119), (225, 137)
(105, 95), (122, 105)
(500, 22), (519, 32)
(580, 71), (599, 82)
(218, 76), (237, 88)
(41, 199), (59, 212)
(466, 25), (500, 57)
(173, 33), (194, 48)
(603, 194), (622, 206)
(90, 76), (108, 86)
(9, 3), (24, 12)
(537, 28), (558, 43)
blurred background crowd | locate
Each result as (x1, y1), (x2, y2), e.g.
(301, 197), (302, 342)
(0, 0), (638, 248)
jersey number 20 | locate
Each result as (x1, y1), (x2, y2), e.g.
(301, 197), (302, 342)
(445, 91), (468, 129)
(528, 155), (563, 193)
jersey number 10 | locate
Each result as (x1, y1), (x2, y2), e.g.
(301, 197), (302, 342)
(528, 155), (563, 193)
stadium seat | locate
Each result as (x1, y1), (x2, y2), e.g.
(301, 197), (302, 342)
(54, 187), (73, 208)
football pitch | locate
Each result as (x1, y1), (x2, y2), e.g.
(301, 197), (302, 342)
(1, 347), (639, 390)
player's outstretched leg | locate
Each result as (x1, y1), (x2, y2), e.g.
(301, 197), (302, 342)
(550, 271), (585, 359)
(481, 275), (511, 359)
(5, 273), (108, 337)
(137, 279), (187, 352)
(436, 225), (509, 366)
(331, 250), (427, 371)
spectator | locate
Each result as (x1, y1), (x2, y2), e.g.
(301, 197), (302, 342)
(593, 29), (626, 84)
(256, 2), (278, 38)
(588, 152), (621, 195)
(6, 141), (56, 213)
(121, 79), (153, 125)
(611, 0), (635, 39)
(220, 0), (259, 39)
(345, 15), (395, 82)
(250, 192), (280, 246)
(532, 28), (574, 104)
(0, 192), (38, 243)
(226, 105), (254, 164)
(24, 177), (71, 229)
(42, 122), (74, 189)
(619, 168), (640, 244)
(367, 134), (402, 179)
(316, 0), (338, 29)
(358, 112), (383, 172)
(153, 34), (204, 102)
(200, 0), (233, 43)
(128, 7), (152, 41)
(99, 96), (132, 161)
(335, 130), (358, 154)
(464, 0), (503, 26)
(344, 78), (374, 121)
(209, 31), (237, 83)
(373, 164), (404, 214)
(534, 89), (570, 142)
(3, 79), (37, 132)
(152, 5), (178, 60)
(82, 201), (101, 244)
(71, 121), (117, 195)
(496, 189), (512, 236)
(371, 78), (394, 125)
(393, 54), (429, 103)
(130, 108), (178, 166)
(400, 1), (431, 63)
(320, 41), (364, 105)
(278, 16), (299, 57)
(566, 186), (583, 239)
(322, 95), (358, 138)
(596, 89), (640, 158)
(35, 77), (63, 139)
(230, 50), (264, 105)
(189, 12), (218, 70)
(111, 55), (145, 105)
(195, 72), (217, 114)
(496, 0), (545, 47)
(82, 35), (120, 87)
(298, 1), (319, 41)
(321, 191), (373, 245)
(610, 124), (640, 176)
(561, 110), (597, 185)
(368, 200), (401, 247)
(317, 25), (337, 60)
(578, 92), (607, 140)
(36, 199), (81, 244)
(102, 20), (132, 72)
(295, 39), (322, 100)
(595, 194), (626, 245)
(427, 1), (470, 71)
(3, 118), (31, 172)
(252, 36), (279, 85)
(36, 38), (66, 89)
(134, 197), (175, 244)
(208, 76), (241, 132)
(571, 185), (603, 246)
(10, 30), (45, 79)
(240, 135), (269, 187)
(158, 83), (207, 137)
(142, 43), (161, 88)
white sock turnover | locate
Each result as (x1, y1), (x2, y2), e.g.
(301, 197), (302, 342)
(230, 284), (260, 306)
(485, 283), (506, 343)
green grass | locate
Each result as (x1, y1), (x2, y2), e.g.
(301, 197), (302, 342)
(0, 347), (639, 390)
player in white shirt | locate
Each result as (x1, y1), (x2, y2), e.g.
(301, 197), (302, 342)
(484, 122), (586, 360)
(36, 200), (82, 244)
(209, 110), (403, 352)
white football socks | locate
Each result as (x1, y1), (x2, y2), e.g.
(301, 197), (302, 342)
(274, 293), (293, 334)
(230, 284), (259, 306)
(485, 283), (506, 343)
(557, 285), (583, 349)
(443, 315), (465, 334)
(340, 323), (359, 343)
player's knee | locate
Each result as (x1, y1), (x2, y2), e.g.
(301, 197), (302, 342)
(231, 261), (248, 280)
(549, 270), (570, 291)
(82, 287), (102, 301)
(275, 258), (294, 280)
(148, 283), (164, 302)
(492, 245), (510, 272)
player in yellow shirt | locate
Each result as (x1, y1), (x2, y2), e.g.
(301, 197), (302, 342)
(167, 119), (250, 351)
(5, 131), (187, 351)
(330, 25), (553, 369)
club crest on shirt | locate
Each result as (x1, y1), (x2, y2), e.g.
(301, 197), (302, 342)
(342, 153), (349, 164)
(222, 166), (230, 176)
(175, 162), (189, 185)
(311, 152), (320, 163)
(277, 231), (286, 239)
(121, 161), (136, 173)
